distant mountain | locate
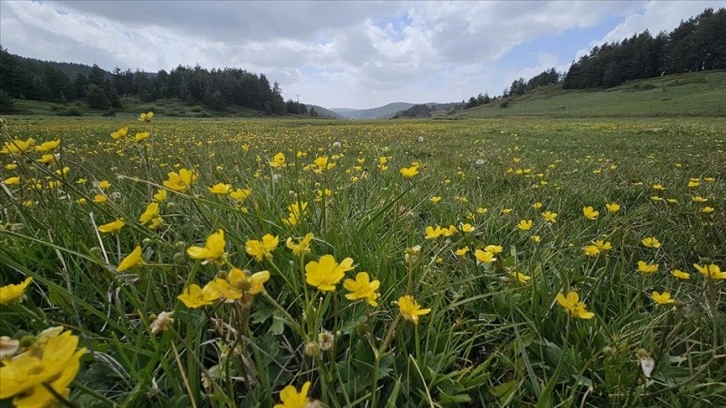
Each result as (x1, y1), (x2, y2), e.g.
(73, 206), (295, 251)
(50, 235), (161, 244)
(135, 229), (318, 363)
(331, 102), (415, 119)
(306, 105), (347, 119)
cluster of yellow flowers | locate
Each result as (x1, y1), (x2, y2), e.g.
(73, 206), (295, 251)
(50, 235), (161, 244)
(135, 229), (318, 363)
(0, 327), (86, 408)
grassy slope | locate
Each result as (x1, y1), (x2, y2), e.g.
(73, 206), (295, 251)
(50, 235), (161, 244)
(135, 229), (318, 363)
(450, 70), (726, 118)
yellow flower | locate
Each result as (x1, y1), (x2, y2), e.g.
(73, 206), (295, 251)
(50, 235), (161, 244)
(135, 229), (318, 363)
(230, 187), (252, 201)
(399, 165), (419, 178)
(208, 183), (232, 196)
(305, 254), (353, 292)
(5, 163), (18, 170)
(187, 229), (227, 264)
(556, 291), (594, 319)
(177, 284), (219, 308)
(283, 201), (307, 226)
(0, 328), (86, 407)
(36, 153), (57, 164)
(98, 219), (125, 233)
(273, 381), (311, 408)
(138, 111), (154, 122)
(0, 277), (33, 305)
(442, 225), (457, 237)
(34, 139), (61, 152)
(641, 237), (661, 248)
(517, 219), (533, 231)
(117, 246), (143, 272)
(671, 269), (690, 280)
(227, 268), (270, 295)
(651, 183), (665, 191)
(111, 127), (128, 139)
(394, 295), (431, 325)
(694, 263), (726, 280)
(163, 168), (196, 191)
(687, 180), (699, 188)
(344, 272), (381, 306)
(139, 202), (160, 225)
(691, 196), (707, 203)
(480, 246), (501, 256)
(204, 278), (242, 301)
(583, 245), (600, 257)
(1, 138), (34, 154)
(270, 152), (286, 168)
(152, 189), (167, 202)
(501, 208), (512, 215)
(532, 202), (543, 209)
(460, 223), (475, 233)
(652, 291), (675, 305)
(430, 196), (442, 204)
(605, 203), (621, 213)
(3, 176), (20, 185)
(701, 206), (714, 214)
(455, 246), (469, 257)
(246, 234), (279, 262)
(474, 249), (496, 264)
(93, 194), (108, 203)
(286, 233), (314, 257)
(424, 225), (443, 240)
(509, 271), (531, 284)
(541, 210), (557, 223)
(530, 235), (541, 243)
(638, 261), (659, 275)
(134, 132), (150, 142)
(583, 206), (599, 220)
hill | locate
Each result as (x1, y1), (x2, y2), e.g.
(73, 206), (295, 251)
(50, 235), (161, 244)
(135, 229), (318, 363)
(331, 102), (414, 119)
(306, 105), (347, 119)
(447, 70), (726, 119)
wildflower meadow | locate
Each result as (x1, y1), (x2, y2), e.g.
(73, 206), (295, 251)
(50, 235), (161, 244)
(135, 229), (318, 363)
(1, 115), (724, 407)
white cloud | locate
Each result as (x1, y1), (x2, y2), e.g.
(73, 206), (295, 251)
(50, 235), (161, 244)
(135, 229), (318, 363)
(1, 0), (722, 108)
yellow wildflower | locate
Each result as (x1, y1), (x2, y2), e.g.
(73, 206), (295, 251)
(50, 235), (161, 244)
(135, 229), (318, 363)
(117, 246), (143, 272)
(208, 183), (232, 196)
(305, 254), (353, 292)
(394, 295), (431, 325)
(98, 219), (125, 233)
(187, 229), (227, 264)
(286, 233), (314, 257)
(541, 211), (557, 223)
(474, 249), (496, 264)
(694, 263), (726, 280)
(509, 271), (531, 284)
(556, 291), (594, 319)
(641, 237), (661, 248)
(138, 111), (154, 122)
(230, 188), (251, 201)
(227, 268), (270, 295)
(671, 269), (690, 280)
(343, 272), (380, 306)
(638, 261), (659, 275)
(177, 284), (218, 308)
(34, 139), (60, 152)
(274, 381), (311, 408)
(270, 152), (286, 168)
(583, 206), (599, 220)
(651, 291), (675, 305)
(399, 165), (419, 178)
(605, 203), (621, 213)
(139, 202), (160, 225)
(246, 234), (279, 262)
(517, 219), (533, 231)
(134, 132), (150, 142)
(0, 277), (33, 305)
(163, 168), (196, 192)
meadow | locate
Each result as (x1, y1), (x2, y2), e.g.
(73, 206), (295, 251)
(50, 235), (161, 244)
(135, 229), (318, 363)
(1, 115), (725, 407)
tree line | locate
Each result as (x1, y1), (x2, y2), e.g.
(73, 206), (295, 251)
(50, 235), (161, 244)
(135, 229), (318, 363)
(563, 7), (725, 88)
(0, 47), (295, 114)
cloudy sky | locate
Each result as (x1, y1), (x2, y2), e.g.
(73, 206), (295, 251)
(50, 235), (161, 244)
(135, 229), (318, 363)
(1, 1), (722, 109)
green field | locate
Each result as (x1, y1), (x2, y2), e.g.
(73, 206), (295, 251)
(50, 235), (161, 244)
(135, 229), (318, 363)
(447, 71), (726, 118)
(1, 116), (725, 407)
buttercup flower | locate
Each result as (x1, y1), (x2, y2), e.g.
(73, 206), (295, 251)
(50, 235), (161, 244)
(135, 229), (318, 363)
(270, 152), (286, 168)
(556, 291), (594, 319)
(98, 219), (125, 233)
(394, 295), (431, 325)
(399, 165), (419, 178)
(0, 277), (33, 305)
(605, 203), (621, 213)
(163, 168), (196, 192)
(305, 254), (354, 291)
(286, 233), (314, 257)
(343, 272), (381, 306)
(638, 261), (659, 275)
(139, 111), (154, 122)
(208, 183), (232, 196)
(117, 246), (143, 272)
(517, 219), (533, 231)
(246, 234), (279, 262)
(671, 269), (690, 280)
(583, 206), (599, 220)
(227, 268), (270, 295)
(541, 211), (557, 223)
(651, 291), (675, 305)
(694, 263), (725, 280)
(274, 381), (311, 408)
(187, 229), (226, 264)
(177, 284), (219, 308)
(474, 249), (496, 264)
(641, 237), (661, 248)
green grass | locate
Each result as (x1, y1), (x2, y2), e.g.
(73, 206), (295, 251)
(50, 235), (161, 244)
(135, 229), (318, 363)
(1, 116), (725, 407)
(448, 70), (726, 118)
